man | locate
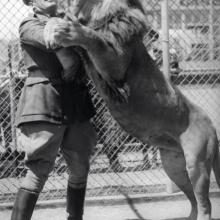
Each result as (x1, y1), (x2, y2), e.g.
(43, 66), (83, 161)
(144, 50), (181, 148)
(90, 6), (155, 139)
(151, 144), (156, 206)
(11, 0), (97, 220)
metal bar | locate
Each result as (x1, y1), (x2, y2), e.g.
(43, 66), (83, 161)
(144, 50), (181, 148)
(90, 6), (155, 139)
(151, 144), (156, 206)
(209, 0), (214, 60)
(161, 0), (170, 81)
(0, 126), (6, 149)
(8, 43), (17, 151)
(161, 0), (180, 194)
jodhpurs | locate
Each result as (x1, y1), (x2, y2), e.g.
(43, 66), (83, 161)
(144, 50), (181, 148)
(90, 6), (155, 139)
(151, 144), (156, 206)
(16, 121), (97, 193)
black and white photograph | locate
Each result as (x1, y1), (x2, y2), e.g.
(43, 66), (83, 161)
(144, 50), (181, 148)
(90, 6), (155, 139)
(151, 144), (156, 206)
(0, 0), (219, 219)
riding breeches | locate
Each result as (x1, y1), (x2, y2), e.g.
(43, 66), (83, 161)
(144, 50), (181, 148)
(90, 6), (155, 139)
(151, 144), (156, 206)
(16, 121), (97, 193)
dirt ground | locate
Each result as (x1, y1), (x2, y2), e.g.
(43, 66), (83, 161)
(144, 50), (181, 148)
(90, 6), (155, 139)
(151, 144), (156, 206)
(1, 196), (220, 220)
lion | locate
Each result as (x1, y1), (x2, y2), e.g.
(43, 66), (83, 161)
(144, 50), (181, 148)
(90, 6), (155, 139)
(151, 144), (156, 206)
(44, 0), (220, 219)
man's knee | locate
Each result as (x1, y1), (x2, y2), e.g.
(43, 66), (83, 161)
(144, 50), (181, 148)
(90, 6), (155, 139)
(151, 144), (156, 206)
(21, 160), (55, 192)
(67, 155), (90, 188)
(63, 121), (97, 154)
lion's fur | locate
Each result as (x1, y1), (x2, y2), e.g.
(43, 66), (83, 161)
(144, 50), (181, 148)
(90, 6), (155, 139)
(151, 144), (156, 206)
(75, 0), (152, 101)
(88, 0), (148, 54)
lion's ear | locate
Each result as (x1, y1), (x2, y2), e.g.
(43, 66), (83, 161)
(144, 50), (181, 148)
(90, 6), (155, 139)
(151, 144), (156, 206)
(22, 0), (33, 6)
(127, 0), (145, 14)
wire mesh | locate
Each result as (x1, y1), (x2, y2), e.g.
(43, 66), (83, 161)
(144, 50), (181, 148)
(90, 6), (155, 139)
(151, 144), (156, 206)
(0, 0), (219, 203)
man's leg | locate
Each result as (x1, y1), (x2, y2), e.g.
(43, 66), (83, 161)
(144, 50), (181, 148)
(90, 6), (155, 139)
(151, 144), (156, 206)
(11, 122), (65, 220)
(61, 121), (97, 220)
(10, 189), (39, 220)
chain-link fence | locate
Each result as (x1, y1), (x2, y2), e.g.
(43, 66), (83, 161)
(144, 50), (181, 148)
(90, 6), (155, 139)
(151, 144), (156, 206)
(0, 0), (219, 204)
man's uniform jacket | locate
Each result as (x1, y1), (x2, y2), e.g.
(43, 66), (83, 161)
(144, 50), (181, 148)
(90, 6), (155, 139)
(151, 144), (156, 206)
(16, 13), (95, 126)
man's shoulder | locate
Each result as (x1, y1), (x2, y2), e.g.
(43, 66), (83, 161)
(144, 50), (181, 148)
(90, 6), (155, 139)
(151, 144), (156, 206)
(19, 14), (40, 32)
(20, 13), (48, 28)
(20, 13), (36, 26)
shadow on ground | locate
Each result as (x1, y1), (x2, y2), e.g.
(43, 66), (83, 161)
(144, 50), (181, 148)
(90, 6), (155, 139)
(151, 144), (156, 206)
(126, 217), (187, 220)
(126, 216), (220, 220)
(126, 218), (187, 220)
(121, 191), (220, 220)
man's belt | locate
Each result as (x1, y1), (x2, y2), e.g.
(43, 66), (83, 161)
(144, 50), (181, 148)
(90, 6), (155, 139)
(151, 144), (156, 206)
(28, 69), (63, 84)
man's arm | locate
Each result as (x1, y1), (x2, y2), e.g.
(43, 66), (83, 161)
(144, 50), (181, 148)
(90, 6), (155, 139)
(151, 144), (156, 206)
(44, 3), (148, 84)
(46, 18), (132, 84)
(19, 17), (60, 52)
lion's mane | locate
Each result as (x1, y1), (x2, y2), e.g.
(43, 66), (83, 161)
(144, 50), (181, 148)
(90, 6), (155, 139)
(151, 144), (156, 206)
(88, 0), (148, 53)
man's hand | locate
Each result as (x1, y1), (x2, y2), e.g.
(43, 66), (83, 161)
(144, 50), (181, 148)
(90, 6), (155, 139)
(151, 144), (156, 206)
(43, 17), (69, 49)
(44, 15), (89, 49)
(54, 15), (88, 48)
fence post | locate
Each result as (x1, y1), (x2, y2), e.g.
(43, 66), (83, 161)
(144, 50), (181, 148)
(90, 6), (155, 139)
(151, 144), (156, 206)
(8, 43), (17, 152)
(0, 126), (6, 149)
(209, 0), (214, 60)
(161, 0), (170, 81)
(9, 73), (17, 151)
(161, 0), (180, 194)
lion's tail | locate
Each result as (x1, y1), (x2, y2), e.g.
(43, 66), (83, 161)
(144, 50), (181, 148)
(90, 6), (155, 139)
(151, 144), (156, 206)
(212, 139), (220, 189)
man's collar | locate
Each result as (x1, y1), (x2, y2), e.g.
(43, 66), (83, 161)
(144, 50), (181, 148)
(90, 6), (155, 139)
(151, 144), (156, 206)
(33, 10), (65, 22)
(34, 12), (50, 22)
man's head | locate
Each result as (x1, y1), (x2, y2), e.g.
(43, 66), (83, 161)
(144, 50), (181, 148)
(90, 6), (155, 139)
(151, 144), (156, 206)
(22, 0), (58, 16)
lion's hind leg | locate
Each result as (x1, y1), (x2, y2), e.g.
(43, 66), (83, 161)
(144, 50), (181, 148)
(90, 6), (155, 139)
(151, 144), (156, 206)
(159, 148), (198, 220)
(212, 137), (220, 189)
(180, 121), (216, 220)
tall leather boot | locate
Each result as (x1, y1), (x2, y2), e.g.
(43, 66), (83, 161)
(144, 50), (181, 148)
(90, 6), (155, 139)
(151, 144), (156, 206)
(66, 185), (86, 220)
(11, 188), (39, 220)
